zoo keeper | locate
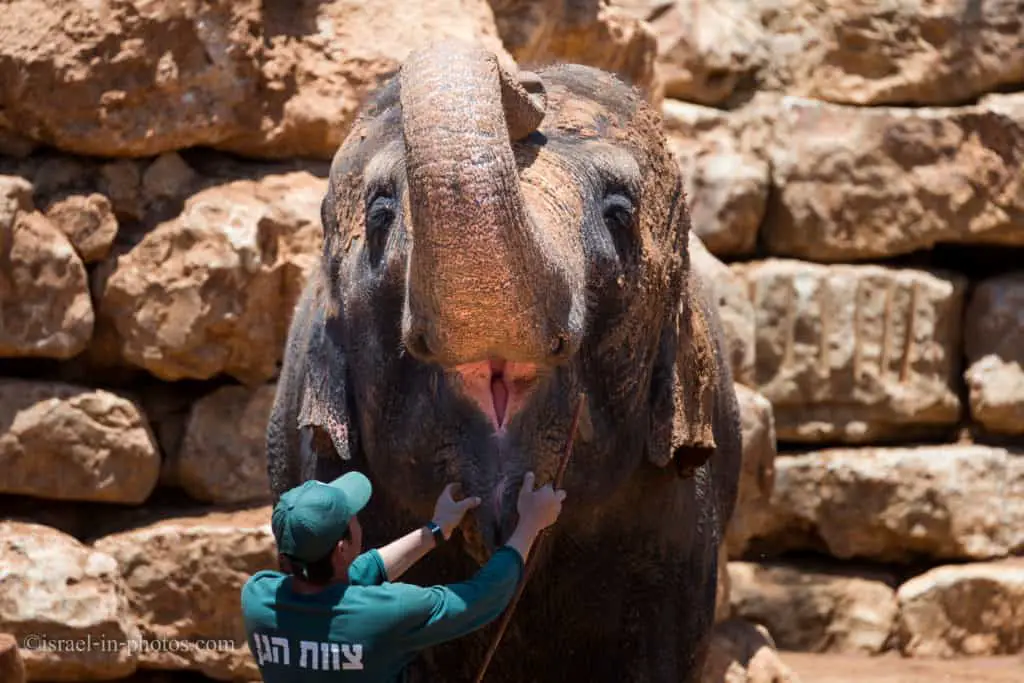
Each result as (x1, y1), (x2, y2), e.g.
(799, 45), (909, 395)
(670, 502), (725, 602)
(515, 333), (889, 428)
(240, 470), (565, 682)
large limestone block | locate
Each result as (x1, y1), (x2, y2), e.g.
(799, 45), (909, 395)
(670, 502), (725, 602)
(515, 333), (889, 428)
(701, 618), (801, 683)
(1, 176), (93, 359)
(93, 507), (277, 680)
(666, 101), (770, 258)
(763, 446), (1024, 562)
(728, 562), (898, 655)
(725, 385), (777, 558)
(964, 273), (1024, 435)
(98, 171), (326, 384)
(222, 0), (512, 158)
(0, 0), (259, 157)
(0, 0), (510, 159)
(490, 0), (658, 99)
(897, 559), (1024, 658)
(0, 380), (161, 504)
(614, 1), (1024, 107)
(764, 95), (1024, 261)
(174, 384), (276, 504)
(738, 260), (965, 443)
(0, 521), (140, 681)
(690, 233), (756, 386)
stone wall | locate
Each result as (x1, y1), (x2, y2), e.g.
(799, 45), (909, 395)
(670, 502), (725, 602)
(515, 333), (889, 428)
(1, 1), (1022, 682)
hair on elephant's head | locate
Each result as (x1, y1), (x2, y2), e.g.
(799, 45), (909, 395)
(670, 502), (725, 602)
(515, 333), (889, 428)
(294, 40), (723, 557)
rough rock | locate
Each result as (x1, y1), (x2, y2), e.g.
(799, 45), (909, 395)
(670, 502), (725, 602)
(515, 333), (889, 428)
(92, 507), (277, 680)
(754, 446), (1024, 562)
(0, 633), (25, 683)
(174, 384), (276, 504)
(0, 0), (511, 159)
(97, 171), (326, 384)
(764, 94), (1024, 261)
(716, 544), (732, 624)
(725, 385), (777, 558)
(221, 0), (512, 158)
(0, 521), (139, 681)
(738, 260), (965, 443)
(1, 189), (94, 359)
(666, 100), (770, 258)
(490, 0), (658, 98)
(728, 561), (898, 654)
(44, 193), (119, 263)
(0, 174), (32, 226)
(0, 380), (161, 504)
(964, 273), (1024, 436)
(690, 232), (756, 387)
(701, 618), (802, 683)
(897, 559), (1024, 657)
(615, 0), (1024, 107)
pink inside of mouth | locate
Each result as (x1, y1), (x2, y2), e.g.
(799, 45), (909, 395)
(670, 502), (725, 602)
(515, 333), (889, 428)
(455, 358), (537, 431)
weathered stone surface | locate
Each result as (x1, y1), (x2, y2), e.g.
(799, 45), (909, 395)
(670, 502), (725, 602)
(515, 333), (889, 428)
(0, 633), (26, 683)
(0, 175), (32, 226)
(0, 521), (139, 680)
(756, 446), (1024, 562)
(0, 0), (510, 159)
(701, 618), (801, 683)
(44, 193), (118, 263)
(716, 544), (732, 624)
(764, 95), (1024, 261)
(98, 171), (326, 384)
(93, 508), (276, 680)
(222, 0), (512, 158)
(666, 100), (769, 258)
(725, 384), (777, 558)
(728, 561), (898, 654)
(615, 0), (1024, 107)
(174, 384), (276, 504)
(690, 232), (756, 387)
(738, 260), (965, 443)
(0, 380), (161, 504)
(1, 185), (93, 359)
(490, 0), (658, 98)
(897, 559), (1024, 657)
(964, 273), (1024, 436)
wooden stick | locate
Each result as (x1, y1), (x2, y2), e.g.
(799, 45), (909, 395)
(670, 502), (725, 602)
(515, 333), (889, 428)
(472, 392), (587, 683)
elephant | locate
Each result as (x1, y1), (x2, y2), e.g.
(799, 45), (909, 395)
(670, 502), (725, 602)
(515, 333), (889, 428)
(266, 40), (743, 683)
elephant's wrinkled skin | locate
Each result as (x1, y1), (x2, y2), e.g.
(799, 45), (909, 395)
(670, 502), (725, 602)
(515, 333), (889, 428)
(267, 41), (742, 683)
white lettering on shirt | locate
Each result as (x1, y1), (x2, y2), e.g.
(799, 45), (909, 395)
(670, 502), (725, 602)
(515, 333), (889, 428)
(251, 632), (364, 671)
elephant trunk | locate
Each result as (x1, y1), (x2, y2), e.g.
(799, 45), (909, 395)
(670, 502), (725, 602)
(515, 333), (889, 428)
(399, 42), (564, 369)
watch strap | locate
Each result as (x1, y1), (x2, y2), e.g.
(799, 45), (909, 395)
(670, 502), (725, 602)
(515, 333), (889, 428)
(426, 521), (445, 544)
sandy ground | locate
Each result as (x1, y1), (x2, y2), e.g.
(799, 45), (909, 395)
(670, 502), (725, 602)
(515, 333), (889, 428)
(784, 652), (1024, 683)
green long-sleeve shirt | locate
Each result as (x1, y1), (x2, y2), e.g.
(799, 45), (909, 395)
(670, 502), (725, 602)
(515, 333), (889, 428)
(240, 545), (524, 682)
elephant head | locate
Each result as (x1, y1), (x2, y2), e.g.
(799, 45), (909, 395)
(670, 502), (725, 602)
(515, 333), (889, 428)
(269, 40), (728, 558)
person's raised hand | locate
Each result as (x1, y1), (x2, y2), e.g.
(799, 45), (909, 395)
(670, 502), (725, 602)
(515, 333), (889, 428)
(515, 471), (566, 536)
(432, 482), (482, 540)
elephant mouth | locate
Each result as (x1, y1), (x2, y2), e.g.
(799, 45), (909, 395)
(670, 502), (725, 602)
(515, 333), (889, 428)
(453, 358), (539, 433)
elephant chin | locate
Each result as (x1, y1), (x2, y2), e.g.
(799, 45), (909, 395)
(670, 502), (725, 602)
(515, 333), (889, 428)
(451, 358), (540, 434)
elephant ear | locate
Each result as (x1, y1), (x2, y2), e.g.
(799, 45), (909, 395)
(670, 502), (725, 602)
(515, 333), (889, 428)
(648, 269), (720, 478)
(296, 293), (355, 463)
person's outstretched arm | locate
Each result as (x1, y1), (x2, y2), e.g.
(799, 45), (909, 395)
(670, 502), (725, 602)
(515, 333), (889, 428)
(390, 473), (565, 650)
(377, 483), (481, 582)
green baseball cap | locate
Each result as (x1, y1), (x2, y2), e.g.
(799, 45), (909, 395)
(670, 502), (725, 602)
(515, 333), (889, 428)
(271, 472), (372, 563)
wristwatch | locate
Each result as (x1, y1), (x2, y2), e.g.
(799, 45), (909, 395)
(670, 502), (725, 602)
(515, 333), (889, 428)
(426, 521), (445, 545)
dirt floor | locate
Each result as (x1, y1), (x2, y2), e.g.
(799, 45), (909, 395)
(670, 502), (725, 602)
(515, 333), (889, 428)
(783, 652), (1023, 683)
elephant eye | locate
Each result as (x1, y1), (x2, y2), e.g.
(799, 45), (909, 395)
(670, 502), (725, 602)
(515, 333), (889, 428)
(598, 191), (630, 233)
(602, 192), (635, 233)
(366, 191), (396, 236)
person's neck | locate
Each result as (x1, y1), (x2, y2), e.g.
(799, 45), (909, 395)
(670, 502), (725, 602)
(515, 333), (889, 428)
(289, 576), (342, 594)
